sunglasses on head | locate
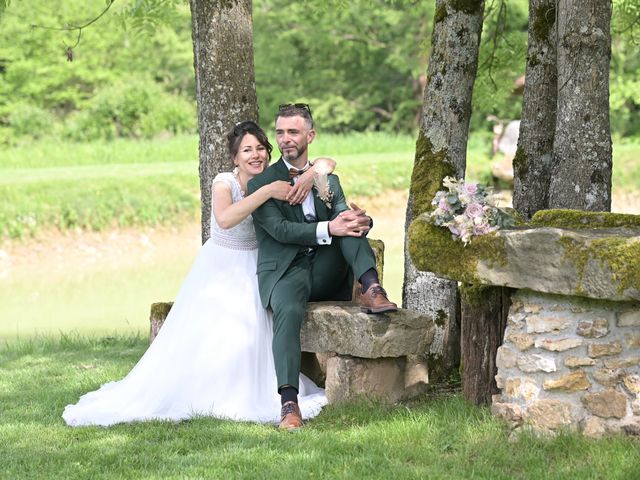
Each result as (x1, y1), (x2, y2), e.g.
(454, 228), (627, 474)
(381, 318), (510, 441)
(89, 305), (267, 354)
(233, 120), (260, 135)
(278, 103), (312, 116)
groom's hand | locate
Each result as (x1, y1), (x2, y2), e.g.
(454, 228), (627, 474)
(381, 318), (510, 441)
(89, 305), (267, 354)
(329, 204), (371, 237)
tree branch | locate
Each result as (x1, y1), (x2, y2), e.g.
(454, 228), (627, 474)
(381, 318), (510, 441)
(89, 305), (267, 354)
(30, 0), (115, 60)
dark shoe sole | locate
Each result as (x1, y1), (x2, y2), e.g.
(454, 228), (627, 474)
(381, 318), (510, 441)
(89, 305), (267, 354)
(360, 305), (398, 314)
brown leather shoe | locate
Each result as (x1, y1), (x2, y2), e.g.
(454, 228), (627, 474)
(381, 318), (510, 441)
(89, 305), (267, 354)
(279, 401), (303, 431)
(359, 283), (398, 314)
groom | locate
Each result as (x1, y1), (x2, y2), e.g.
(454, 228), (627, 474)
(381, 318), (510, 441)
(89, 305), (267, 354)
(248, 103), (397, 431)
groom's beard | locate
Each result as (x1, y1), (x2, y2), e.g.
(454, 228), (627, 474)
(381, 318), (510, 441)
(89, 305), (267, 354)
(281, 145), (307, 162)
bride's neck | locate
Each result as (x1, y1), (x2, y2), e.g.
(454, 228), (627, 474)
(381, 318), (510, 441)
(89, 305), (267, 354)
(235, 170), (253, 193)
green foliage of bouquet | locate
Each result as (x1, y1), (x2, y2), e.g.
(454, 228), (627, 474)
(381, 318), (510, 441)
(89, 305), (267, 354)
(428, 177), (515, 245)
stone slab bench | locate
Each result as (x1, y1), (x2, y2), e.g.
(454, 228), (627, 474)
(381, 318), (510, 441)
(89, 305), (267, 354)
(300, 302), (435, 403)
(408, 209), (640, 437)
(150, 238), (436, 404)
(149, 301), (435, 404)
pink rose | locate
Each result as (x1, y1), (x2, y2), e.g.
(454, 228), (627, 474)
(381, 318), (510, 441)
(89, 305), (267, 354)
(465, 203), (484, 218)
(463, 183), (478, 196)
(438, 198), (452, 211)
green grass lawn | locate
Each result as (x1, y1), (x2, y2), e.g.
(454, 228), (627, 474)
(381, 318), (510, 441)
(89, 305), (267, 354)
(2, 336), (640, 479)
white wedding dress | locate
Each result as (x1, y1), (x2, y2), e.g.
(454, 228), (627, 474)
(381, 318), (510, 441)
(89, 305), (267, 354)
(62, 172), (327, 427)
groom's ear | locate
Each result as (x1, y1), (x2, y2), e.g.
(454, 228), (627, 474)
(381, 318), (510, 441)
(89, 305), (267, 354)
(307, 129), (316, 144)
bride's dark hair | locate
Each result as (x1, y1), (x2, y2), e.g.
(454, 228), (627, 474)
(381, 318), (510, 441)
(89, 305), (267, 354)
(227, 121), (273, 166)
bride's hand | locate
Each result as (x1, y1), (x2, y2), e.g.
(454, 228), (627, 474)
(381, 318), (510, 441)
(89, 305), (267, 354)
(268, 180), (293, 201)
(287, 158), (336, 205)
(287, 170), (314, 205)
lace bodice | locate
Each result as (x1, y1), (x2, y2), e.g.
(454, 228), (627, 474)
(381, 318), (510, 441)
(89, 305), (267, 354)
(210, 172), (257, 250)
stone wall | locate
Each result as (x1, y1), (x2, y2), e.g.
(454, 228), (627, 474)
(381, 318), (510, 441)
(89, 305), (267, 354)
(493, 290), (640, 437)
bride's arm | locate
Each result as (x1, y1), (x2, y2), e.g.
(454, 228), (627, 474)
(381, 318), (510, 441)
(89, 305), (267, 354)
(213, 180), (291, 230)
(286, 157), (337, 205)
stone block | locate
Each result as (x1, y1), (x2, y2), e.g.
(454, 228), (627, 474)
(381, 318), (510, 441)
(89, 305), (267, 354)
(504, 377), (540, 401)
(324, 355), (406, 403)
(604, 356), (640, 369)
(506, 332), (535, 351)
(517, 354), (556, 373)
(623, 374), (640, 394)
(592, 368), (624, 388)
(582, 390), (628, 419)
(523, 304), (541, 314)
(618, 310), (640, 327)
(491, 401), (523, 427)
(404, 354), (429, 390)
(527, 399), (574, 430)
(588, 341), (623, 358)
(496, 345), (518, 369)
(565, 356), (597, 368)
(408, 218), (640, 302)
(625, 333), (640, 349)
(507, 312), (527, 327)
(543, 370), (590, 392)
(300, 302), (434, 358)
(622, 422), (640, 436)
(526, 315), (571, 334)
(534, 337), (583, 352)
(576, 318), (609, 338)
(581, 416), (607, 438)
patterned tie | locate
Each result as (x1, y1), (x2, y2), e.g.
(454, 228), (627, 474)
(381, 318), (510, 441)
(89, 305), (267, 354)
(288, 165), (310, 179)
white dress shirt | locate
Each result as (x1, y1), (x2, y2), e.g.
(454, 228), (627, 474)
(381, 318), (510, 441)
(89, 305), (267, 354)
(282, 158), (332, 245)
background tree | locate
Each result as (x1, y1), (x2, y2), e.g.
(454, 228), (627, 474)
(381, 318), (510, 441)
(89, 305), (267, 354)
(189, 0), (258, 242)
(548, 0), (613, 211)
(514, 0), (614, 216)
(403, 0), (486, 381)
(512, 0), (557, 220)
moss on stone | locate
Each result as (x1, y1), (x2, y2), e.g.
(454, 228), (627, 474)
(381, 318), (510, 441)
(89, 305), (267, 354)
(409, 130), (456, 219)
(531, 209), (640, 229)
(434, 3), (447, 24)
(408, 214), (508, 284)
(558, 235), (640, 296)
(449, 0), (484, 15)
(434, 309), (447, 327)
(531, 1), (556, 42)
(460, 283), (495, 308)
(512, 146), (528, 179)
(150, 302), (173, 320)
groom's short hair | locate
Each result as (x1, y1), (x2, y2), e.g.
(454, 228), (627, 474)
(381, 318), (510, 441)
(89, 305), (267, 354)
(275, 103), (313, 130)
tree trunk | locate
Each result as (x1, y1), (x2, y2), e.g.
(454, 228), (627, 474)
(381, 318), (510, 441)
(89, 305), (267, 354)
(460, 285), (510, 405)
(190, 0), (258, 243)
(512, 0), (557, 220)
(548, 0), (612, 211)
(403, 0), (485, 382)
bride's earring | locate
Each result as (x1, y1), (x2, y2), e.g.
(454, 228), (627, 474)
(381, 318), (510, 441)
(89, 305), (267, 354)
(232, 166), (239, 177)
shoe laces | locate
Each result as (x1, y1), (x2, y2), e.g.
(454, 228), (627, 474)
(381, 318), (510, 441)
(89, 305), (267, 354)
(369, 285), (388, 297)
(281, 402), (299, 416)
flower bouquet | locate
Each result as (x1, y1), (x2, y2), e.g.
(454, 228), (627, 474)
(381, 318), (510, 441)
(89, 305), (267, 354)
(428, 176), (515, 245)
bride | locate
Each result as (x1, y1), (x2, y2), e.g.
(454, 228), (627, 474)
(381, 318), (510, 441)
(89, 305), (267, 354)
(62, 121), (334, 426)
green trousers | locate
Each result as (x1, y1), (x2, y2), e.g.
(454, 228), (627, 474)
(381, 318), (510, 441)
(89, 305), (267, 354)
(269, 235), (376, 391)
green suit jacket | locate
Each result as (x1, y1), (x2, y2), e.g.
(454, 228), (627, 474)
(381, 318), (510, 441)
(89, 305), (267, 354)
(248, 158), (349, 308)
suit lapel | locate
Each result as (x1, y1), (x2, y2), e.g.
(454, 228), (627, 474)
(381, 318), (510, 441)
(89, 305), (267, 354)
(313, 188), (329, 220)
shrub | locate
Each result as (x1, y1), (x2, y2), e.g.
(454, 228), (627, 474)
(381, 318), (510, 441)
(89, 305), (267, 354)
(7, 103), (55, 140)
(63, 77), (196, 141)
